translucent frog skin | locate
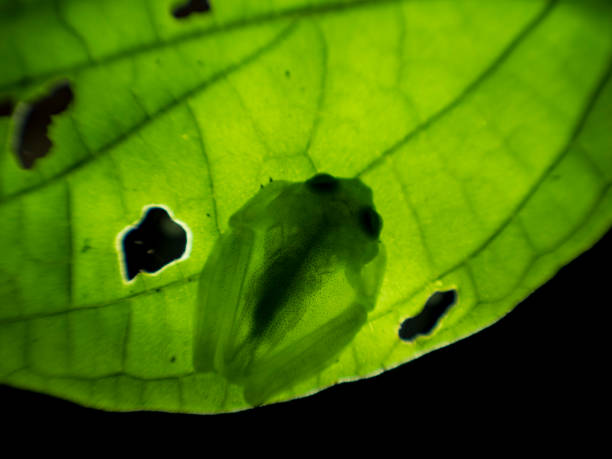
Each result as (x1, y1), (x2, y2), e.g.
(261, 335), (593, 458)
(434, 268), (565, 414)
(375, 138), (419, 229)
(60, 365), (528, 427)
(193, 174), (385, 405)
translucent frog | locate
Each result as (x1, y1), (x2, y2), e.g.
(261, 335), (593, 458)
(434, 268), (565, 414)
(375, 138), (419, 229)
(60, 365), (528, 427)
(193, 173), (385, 405)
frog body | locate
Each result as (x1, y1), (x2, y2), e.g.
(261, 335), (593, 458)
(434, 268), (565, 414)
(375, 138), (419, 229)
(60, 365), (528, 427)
(193, 174), (385, 405)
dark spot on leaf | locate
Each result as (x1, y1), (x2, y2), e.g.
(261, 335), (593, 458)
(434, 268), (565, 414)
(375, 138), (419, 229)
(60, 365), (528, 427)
(206, 213), (211, 217)
(170, 356), (176, 363)
(172, 0), (210, 19)
(285, 70), (291, 78)
(121, 207), (187, 281)
(13, 80), (73, 169)
(0, 98), (14, 117)
(399, 290), (457, 341)
(306, 173), (339, 193)
(358, 207), (382, 240)
(269, 177), (274, 183)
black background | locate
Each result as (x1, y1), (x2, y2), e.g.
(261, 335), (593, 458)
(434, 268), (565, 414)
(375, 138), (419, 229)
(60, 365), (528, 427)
(2, 228), (608, 428)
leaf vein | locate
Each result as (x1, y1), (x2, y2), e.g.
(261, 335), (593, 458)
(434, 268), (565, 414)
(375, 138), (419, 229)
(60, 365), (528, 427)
(383, 52), (612, 313)
(185, 100), (221, 234)
(0, 21), (298, 206)
(356, 0), (558, 177)
(1, 0), (437, 94)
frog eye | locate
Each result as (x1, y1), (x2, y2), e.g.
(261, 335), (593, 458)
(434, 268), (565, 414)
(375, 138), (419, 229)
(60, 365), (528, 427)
(305, 173), (339, 193)
(358, 206), (382, 240)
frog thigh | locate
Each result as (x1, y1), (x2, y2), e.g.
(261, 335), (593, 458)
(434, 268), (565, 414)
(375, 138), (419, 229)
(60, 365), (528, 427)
(193, 226), (255, 373)
(243, 302), (368, 406)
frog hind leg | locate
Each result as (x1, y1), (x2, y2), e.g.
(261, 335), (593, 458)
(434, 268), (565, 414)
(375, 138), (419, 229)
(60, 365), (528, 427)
(242, 302), (367, 406)
(193, 227), (255, 373)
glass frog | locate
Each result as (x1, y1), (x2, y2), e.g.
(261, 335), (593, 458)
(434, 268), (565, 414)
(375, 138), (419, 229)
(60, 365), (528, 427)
(193, 173), (386, 405)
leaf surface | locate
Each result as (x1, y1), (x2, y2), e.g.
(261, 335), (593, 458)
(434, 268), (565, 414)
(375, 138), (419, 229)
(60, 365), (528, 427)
(0, 0), (611, 413)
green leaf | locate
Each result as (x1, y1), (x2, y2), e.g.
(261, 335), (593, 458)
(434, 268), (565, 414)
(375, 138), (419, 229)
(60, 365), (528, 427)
(1, 0), (611, 413)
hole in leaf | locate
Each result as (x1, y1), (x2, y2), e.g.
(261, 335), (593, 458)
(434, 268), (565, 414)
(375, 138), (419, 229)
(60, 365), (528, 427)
(0, 98), (14, 117)
(172, 0), (211, 19)
(121, 207), (188, 281)
(13, 80), (74, 169)
(399, 290), (457, 341)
